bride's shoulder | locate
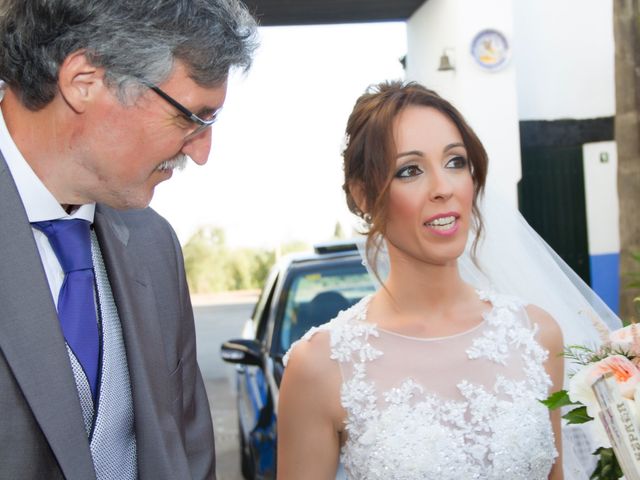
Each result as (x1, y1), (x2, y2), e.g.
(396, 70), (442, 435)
(478, 289), (527, 311)
(280, 300), (369, 404)
(524, 304), (564, 352)
(524, 303), (565, 389)
(283, 295), (372, 367)
(480, 289), (562, 340)
(482, 289), (564, 363)
(283, 326), (334, 384)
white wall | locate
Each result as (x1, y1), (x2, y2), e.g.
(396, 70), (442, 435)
(406, 0), (522, 204)
(583, 141), (619, 255)
(513, 0), (615, 120)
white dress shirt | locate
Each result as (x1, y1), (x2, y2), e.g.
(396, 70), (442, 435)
(0, 95), (95, 308)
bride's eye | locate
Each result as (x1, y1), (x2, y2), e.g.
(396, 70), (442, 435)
(445, 156), (468, 169)
(395, 164), (423, 178)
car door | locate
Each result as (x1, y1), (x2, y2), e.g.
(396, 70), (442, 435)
(238, 268), (279, 479)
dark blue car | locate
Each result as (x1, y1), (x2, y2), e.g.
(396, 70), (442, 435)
(220, 242), (375, 479)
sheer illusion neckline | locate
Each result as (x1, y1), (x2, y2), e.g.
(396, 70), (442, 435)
(359, 290), (493, 342)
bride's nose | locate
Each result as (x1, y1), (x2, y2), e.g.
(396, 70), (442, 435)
(429, 171), (454, 202)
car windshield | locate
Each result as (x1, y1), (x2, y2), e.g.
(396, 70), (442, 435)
(278, 262), (375, 354)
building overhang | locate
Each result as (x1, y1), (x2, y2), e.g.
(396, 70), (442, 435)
(243, 0), (425, 26)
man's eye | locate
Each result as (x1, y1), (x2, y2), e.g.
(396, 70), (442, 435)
(395, 165), (423, 178)
(446, 156), (468, 169)
(176, 115), (193, 129)
(200, 110), (219, 123)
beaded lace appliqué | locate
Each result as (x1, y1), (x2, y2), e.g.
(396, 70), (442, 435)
(290, 291), (558, 480)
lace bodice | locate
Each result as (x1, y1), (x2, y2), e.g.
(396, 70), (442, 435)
(286, 291), (558, 480)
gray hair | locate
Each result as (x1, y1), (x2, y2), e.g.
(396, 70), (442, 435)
(0, 0), (259, 110)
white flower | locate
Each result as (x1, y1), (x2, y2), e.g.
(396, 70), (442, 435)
(610, 324), (640, 352)
(568, 356), (640, 450)
(569, 355), (640, 407)
(568, 363), (601, 418)
(590, 414), (612, 449)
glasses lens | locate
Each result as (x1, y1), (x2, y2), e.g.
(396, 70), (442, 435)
(201, 111), (219, 123)
(184, 123), (211, 141)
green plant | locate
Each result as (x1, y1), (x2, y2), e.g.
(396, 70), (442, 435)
(627, 252), (640, 322)
(628, 252), (640, 289)
(182, 226), (309, 293)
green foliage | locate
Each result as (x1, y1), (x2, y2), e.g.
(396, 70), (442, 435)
(563, 344), (634, 365)
(562, 405), (593, 425)
(628, 252), (640, 289)
(182, 226), (308, 293)
(563, 345), (600, 366)
(590, 447), (624, 480)
(539, 390), (577, 410)
(629, 252), (640, 319)
(182, 226), (229, 293)
(280, 240), (309, 256)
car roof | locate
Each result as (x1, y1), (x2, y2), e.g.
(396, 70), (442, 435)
(277, 239), (364, 271)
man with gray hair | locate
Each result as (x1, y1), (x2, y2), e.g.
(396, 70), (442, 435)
(0, 1), (257, 478)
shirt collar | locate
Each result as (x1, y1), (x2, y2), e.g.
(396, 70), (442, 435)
(0, 88), (95, 224)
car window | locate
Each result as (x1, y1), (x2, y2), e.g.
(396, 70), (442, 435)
(253, 268), (279, 341)
(277, 262), (375, 354)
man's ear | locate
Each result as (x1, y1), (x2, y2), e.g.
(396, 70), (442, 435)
(349, 180), (368, 215)
(57, 50), (104, 114)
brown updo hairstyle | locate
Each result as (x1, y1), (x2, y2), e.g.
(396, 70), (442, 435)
(342, 81), (488, 277)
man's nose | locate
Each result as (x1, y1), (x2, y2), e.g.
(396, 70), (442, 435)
(181, 128), (212, 166)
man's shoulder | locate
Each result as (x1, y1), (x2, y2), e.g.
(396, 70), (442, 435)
(96, 204), (178, 252)
(98, 204), (167, 225)
(98, 204), (172, 234)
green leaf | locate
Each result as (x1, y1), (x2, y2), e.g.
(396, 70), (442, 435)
(562, 406), (593, 424)
(540, 390), (577, 410)
(590, 447), (624, 480)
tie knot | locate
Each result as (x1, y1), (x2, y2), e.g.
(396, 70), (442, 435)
(32, 219), (93, 273)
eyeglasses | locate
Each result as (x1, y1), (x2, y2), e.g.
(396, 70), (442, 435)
(139, 79), (220, 140)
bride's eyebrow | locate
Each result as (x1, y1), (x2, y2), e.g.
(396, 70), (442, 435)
(444, 142), (465, 152)
(396, 150), (424, 159)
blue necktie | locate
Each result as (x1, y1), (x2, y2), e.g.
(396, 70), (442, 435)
(32, 219), (100, 401)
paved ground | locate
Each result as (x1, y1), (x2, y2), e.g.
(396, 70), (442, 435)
(193, 292), (258, 480)
(205, 377), (244, 480)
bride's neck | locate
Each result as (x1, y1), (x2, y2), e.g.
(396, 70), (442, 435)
(382, 255), (472, 315)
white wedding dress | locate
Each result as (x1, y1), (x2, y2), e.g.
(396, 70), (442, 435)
(285, 290), (558, 480)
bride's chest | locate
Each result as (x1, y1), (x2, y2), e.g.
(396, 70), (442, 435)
(333, 309), (556, 479)
(342, 383), (555, 479)
(340, 372), (556, 480)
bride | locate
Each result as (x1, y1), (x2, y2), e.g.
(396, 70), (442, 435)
(277, 81), (614, 479)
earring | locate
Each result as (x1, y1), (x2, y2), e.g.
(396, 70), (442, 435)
(363, 213), (372, 225)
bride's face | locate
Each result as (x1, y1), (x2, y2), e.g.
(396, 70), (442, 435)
(384, 105), (474, 267)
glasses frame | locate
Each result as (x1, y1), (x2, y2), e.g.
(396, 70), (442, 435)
(139, 79), (219, 139)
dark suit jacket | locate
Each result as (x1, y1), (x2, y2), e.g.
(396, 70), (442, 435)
(0, 153), (215, 479)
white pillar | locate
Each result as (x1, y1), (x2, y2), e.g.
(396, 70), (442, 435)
(406, 0), (521, 205)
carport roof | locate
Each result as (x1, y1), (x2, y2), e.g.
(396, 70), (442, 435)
(243, 0), (426, 26)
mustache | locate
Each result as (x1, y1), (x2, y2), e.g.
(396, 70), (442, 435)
(157, 154), (188, 172)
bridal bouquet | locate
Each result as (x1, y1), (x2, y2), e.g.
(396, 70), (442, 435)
(543, 323), (640, 480)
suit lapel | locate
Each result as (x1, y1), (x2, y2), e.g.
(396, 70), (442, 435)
(0, 155), (95, 479)
(94, 206), (185, 478)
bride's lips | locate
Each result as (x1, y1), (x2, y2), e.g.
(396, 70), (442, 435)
(423, 212), (460, 236)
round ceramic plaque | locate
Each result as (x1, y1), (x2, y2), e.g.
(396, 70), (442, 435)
(471, 29), (510, 71)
